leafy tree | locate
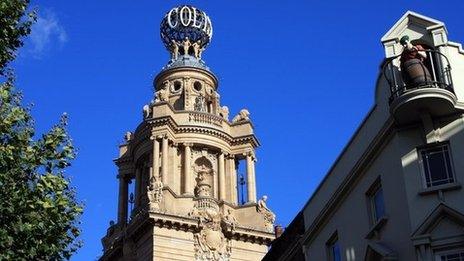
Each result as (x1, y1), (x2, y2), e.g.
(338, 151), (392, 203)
(0, 0), (83, 260)
(0, 0), (35, 75)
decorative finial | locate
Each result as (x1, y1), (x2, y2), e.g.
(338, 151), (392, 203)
(160, 5), (213, 60)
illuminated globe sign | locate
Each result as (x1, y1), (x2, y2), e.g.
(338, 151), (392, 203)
(160, 5), (213, 51)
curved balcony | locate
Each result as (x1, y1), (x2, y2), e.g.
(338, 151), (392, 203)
(383, 50), (457, 124)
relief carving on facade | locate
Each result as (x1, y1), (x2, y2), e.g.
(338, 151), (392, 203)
(147, 175), (163, 211)
(191, 150), (218, 173)
(194, 95), (208, 112)
(155, 81), (169, 103)
(184, 77), (192, 109)
(257, 195), (276, 233)
(189, 160), (233, 260)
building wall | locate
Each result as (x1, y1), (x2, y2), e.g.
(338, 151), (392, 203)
(153, 227), (194, 261)
(304, 132), (414, 260)
(303, 116), (464, 261)
(298, 12), (464, 261)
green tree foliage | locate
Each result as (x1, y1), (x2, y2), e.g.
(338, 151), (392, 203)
(0, 1), (83, 260)
(0, 0), (35, 75)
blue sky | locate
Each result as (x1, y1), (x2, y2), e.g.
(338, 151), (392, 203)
(12, 0), (464, 260)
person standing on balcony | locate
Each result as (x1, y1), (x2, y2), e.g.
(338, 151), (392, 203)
(399, 35), (432, 88)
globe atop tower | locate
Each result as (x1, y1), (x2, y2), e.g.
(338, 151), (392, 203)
(160, 5), (213, 61)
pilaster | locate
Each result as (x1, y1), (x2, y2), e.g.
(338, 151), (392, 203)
(161, 135), (169, 184)
(183, 143), (193, 195)
(152, 136), (160, 179)
(218, 151), (226, 201)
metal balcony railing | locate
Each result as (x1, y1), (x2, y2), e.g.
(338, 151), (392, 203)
(383, 50), (454, 102)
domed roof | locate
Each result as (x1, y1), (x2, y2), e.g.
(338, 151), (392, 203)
(161, 54), (211, 72)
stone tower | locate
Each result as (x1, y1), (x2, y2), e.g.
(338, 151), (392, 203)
(100, 5), (275, 261)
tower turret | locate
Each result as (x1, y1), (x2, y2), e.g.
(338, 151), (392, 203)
(101, 5), (275, 261)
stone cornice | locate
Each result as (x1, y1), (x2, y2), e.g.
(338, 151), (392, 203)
(119, 113), (260, 162)
(125, 209), (274, 245)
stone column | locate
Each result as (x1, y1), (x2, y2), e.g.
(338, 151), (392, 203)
(152, 137), (160, 179)
(117, 175), (128, 225)
(183, 143), (192, 195)
(135, 168), (142, 206)
(161, 136), (169, 184)
(228, 156), (238, 204)
(246, 152), (256, 203)
(218, 152), (226, 201)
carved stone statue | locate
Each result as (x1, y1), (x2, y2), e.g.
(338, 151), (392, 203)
(182, 37), (191, 56)
(124, 131), (133, 142)
(170, 39), (179, 60)
(257, 195), (276, 233)
(399, 35), (432, 87)
(192, 40), (201, 58)
(219, 106), (229, 120)
(194, 165), (213, 198)
(223, 209), (237, 231)
(142, 104), (151, 118)
(147, 175), (163, 210)
(155, 85), (169, 103)
(232, 109), (250, 123)
(199, 46), (205, 59)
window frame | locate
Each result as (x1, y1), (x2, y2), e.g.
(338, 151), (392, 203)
(434, 248), (464, 261)
(417, 142), (456, 188)
(365, 177), (387, 225)
(326, 232), (341, 261)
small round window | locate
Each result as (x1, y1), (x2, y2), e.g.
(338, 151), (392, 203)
(173, 81), (182, 92)
(193, 81), (202, 92)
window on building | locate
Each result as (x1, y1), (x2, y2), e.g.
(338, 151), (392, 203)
(435, 249), (464, 261)
(366, 178), (386, 225)
(371, 186), (385, 222)
(326, 234), (341, 261)
(419, 143), (455, 187)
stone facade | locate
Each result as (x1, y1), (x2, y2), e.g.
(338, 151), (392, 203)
(264, 11), (464, 261)
(100, 5), (275, 261)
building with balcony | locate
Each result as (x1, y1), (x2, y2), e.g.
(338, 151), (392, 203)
(100, 5), (275, 261)
(264, 11), (464, 261)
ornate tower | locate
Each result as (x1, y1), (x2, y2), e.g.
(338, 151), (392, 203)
(101, 5), (275, 261)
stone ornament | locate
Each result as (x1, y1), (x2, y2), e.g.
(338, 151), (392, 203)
(194, 168), (213, 198)
(170, 39), (179, 60)
(192, 40), (202, 59)
(190, 166), (234, 260)
(232, 109), (250, 123)
(219, 106), (229, 121)
(142, 104), (151, 118)
(147, 175), (163, 211)
(191, 150), (218, 173)
(194, 95), (207, 112)
(223, 209), (237, 232)
(257, 195), (276, 233)
(155, 85), (169, 103)
(124, 131), (133, 142)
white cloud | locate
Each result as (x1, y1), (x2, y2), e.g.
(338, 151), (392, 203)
(29, 10), (68, 58)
